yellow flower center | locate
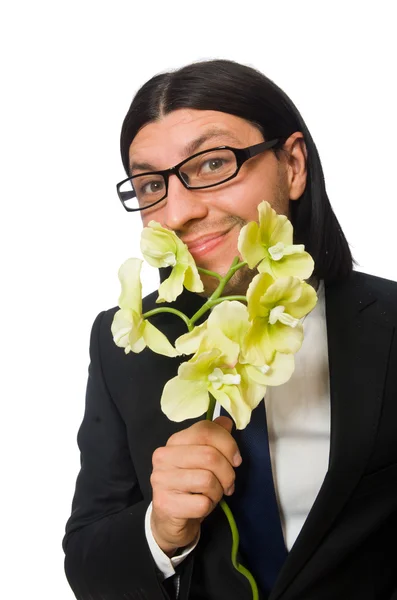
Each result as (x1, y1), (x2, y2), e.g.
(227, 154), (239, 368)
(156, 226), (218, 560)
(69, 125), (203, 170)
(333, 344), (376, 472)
(208, 367), (241, 390)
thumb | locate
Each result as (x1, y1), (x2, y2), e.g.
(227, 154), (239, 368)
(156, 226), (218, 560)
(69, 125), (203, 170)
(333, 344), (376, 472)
(213, 415), (234, 433)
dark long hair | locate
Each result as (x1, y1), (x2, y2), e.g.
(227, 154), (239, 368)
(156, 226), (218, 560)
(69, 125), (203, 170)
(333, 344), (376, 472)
(120, 59), (353, 282)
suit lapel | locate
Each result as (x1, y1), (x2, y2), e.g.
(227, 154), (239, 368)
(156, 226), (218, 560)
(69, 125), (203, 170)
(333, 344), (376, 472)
(270, 273), (394, 599)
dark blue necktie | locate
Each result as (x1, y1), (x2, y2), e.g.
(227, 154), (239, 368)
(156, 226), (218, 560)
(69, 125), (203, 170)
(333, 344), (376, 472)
(221, 401), (288, 595)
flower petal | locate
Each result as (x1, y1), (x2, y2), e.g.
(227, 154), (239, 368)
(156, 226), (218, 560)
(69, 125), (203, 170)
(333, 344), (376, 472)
(256, 256), (274, 277)
(161, 376), (210, 422)
(242, 319), (276, 366)
(267, 321), (303, 354)
(260, 276), (302, 307)
(184, 259), (204, 294)
(178, 349), (221, 380)
(285, 282), (318, 318)
(247, 272), (275, 319)
(111, 308), (146, 354)
(117, 258), (143, 312)
(238, 221), (264, 268)
(267, 216), (293, 248)
(141, 223), (178, 268)
(156, 263), (187, 303)
(271, 251), (314, 280)
(129, 334), (147, 354)
(257, 201), (287, 245)
(208, 301), (250, 342)
(203, 328), (240, 367)
(178, 302), (248, 366)
(175, 322), (208, 356)
(143, 320), (180, 357)
(210, 385), (253, 430)
(111, 309), (133, 348)
(238, 365), (267, 410)
(245, 352), (295, 386)
(205, 301), (250, 364)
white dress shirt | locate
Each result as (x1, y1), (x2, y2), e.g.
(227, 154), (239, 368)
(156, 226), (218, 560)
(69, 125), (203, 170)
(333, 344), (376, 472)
(145, 280), (330, 579)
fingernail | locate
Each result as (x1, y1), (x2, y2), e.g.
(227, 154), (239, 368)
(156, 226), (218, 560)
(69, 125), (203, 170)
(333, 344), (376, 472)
(225, 485), (235, 496)
(233, 452), (242, 467)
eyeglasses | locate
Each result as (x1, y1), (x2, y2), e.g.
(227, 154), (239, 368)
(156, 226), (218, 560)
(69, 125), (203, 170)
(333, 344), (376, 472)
(116, 139), (281, 212)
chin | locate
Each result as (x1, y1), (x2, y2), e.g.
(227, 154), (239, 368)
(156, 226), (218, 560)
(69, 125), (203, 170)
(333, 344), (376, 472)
(201, 264), (257, 298)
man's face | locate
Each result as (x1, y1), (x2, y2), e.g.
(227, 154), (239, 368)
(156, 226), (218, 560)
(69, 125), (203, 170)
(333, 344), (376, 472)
(128, 109), (306, 294)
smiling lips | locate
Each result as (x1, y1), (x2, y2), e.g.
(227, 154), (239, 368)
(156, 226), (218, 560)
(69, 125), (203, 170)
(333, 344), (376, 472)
(183, 230), (232, 259)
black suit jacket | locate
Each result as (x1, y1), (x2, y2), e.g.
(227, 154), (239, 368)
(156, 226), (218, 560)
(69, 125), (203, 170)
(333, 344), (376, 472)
(63, 271), (397, 600)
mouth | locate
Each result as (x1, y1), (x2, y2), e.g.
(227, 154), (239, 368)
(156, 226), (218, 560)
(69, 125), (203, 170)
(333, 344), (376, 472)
(183, 229), (234, 260)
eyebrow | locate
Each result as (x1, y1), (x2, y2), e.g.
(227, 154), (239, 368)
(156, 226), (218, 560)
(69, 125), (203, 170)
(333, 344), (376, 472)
(129, 128), (242, 174)
(183, 128), (242, 156)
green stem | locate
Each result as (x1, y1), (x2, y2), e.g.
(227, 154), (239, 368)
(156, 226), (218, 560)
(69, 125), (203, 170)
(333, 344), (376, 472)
(209, 260), (247, 302)
(142, 307), (193, 332)
(142, 260), (247, 332)
(210, 295), (247, 307)
(197, 267), (223, 281)
(219, 499), (259, 600)
(206, 393), (216, 420)
(205, 393), (259, 599)
(190, 258), (248, 325)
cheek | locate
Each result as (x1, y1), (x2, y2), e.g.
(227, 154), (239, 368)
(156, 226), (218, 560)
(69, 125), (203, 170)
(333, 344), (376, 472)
(210, 172), (280, 221)
(140, 205), (165, 227)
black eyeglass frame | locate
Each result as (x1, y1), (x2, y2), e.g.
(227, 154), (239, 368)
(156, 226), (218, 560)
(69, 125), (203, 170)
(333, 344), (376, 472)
(116, 138), (281, 212)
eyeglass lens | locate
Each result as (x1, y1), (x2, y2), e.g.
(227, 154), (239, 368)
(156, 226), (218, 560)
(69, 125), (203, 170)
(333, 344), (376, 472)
(119, 148), (238, 210)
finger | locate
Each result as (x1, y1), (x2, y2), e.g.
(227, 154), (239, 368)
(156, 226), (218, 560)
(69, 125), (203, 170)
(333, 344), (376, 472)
(213, 415), (233, 433)
(151, 467), (225, 505)
(166, 420), (242, 467)
(152, 445), (236, 494)
(153, 489), (215, 520)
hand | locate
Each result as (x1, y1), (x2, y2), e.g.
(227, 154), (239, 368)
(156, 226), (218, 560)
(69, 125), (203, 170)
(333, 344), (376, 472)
(150, 416), (242, 556)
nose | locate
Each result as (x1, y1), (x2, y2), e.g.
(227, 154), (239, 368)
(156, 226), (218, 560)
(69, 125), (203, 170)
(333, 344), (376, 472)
(162, 173), (208, 231)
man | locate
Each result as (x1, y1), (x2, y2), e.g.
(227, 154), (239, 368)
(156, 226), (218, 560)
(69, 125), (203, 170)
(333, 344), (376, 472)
(63, 60), (397, 600)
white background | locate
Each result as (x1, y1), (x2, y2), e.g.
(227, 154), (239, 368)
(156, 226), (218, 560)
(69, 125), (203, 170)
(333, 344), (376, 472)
(1, 1), (396, 598)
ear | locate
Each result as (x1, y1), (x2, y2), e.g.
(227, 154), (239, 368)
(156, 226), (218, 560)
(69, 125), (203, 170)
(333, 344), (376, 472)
(283, 132), (307, 201)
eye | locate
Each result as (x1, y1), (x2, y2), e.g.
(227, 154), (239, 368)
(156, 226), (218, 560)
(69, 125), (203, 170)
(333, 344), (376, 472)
(201, 158), (225, 173)
(133, 175), (166, 208)
(141, 179), (165, 195)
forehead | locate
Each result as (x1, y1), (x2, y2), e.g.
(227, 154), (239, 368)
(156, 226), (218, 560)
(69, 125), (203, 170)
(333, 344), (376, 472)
(128, 109), (263, 168)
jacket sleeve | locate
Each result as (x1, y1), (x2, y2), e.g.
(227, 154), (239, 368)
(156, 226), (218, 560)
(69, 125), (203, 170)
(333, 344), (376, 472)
(63, 311), (171, 600)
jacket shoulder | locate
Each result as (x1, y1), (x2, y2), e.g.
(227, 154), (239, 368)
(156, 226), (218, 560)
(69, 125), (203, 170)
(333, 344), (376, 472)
(351, 270), (397, 324)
